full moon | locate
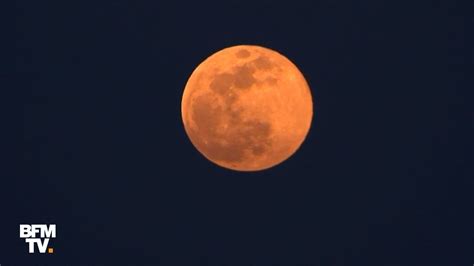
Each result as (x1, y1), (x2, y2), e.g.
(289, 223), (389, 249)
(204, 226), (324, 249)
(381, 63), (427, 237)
(181, 45), (313, 171)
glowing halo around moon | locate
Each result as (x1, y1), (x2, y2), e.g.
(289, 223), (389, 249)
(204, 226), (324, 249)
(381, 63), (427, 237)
(181, 45), (313, 171)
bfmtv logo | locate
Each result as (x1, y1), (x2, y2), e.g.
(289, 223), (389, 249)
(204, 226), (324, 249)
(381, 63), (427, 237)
(19, 224), (56, 254)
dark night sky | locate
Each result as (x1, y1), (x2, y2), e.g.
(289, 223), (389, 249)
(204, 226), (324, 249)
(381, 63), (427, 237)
(5, 0), (473, 265)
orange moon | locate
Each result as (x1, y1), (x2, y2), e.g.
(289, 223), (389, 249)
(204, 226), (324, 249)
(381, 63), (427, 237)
(181, 45), (313, 171)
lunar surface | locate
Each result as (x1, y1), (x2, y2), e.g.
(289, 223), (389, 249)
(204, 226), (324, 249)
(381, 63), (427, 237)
(181, 45), (313, 171)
